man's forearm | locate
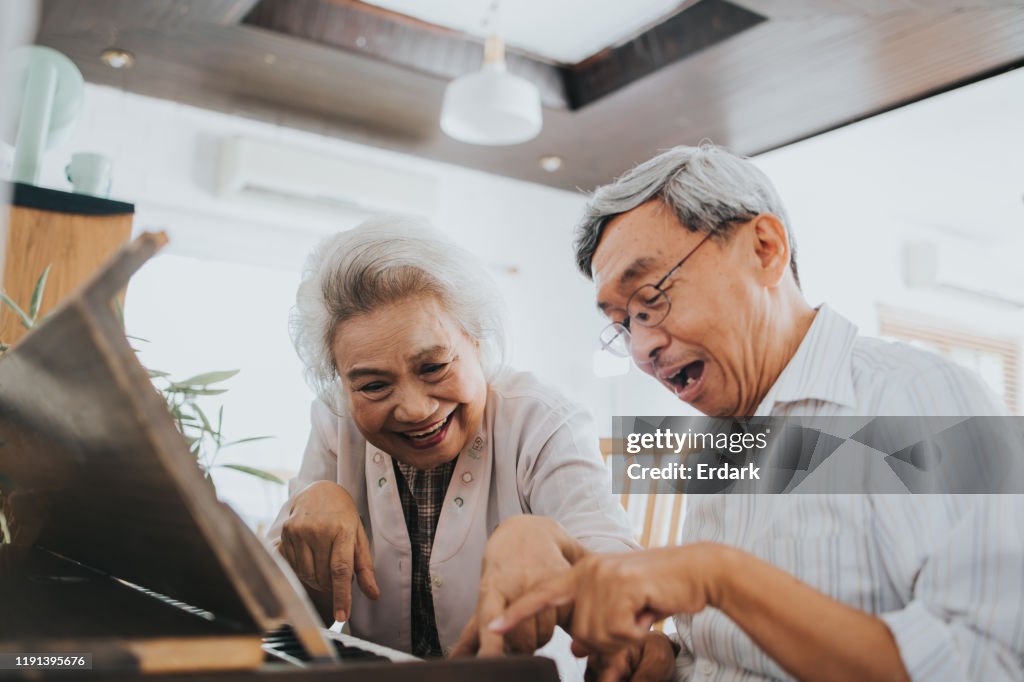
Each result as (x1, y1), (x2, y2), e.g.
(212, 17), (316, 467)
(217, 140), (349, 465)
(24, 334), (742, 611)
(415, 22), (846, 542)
(701, 545), (910, 682)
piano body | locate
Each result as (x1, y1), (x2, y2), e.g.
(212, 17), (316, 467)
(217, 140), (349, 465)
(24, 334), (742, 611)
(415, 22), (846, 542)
(0, 234), (558, 681)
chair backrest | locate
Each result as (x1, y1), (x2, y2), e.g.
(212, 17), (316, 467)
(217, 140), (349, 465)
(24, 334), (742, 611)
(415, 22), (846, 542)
(599, 438), (684, 633)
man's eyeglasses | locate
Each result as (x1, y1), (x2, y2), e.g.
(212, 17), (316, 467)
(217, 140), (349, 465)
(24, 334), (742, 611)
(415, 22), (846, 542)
(599, 232), (713, 358)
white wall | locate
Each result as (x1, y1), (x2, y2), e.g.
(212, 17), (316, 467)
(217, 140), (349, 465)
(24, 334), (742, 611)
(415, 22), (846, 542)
(755, 67), (1024, 407)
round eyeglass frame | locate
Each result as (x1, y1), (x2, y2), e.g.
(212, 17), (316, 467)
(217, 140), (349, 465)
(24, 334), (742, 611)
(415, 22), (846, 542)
(598, 232), (714, 358)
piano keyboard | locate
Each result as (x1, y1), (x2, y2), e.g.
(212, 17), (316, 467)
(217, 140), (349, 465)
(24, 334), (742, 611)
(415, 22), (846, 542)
(262, 626), (418, 665)
(326, 631), (419, 663)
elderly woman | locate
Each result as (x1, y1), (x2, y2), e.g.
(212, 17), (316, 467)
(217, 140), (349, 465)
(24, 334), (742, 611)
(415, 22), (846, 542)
(267, 216), (636, 664)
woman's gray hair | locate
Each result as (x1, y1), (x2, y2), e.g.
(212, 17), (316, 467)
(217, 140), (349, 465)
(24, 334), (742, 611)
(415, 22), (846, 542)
(575, 144), (800, 286)
(291, 215), (506, 403)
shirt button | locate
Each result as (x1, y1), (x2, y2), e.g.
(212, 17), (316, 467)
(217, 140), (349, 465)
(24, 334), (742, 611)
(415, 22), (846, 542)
(373, 452), (383, 464)
(377, 477), (387, 488)
(701, 661), (714, 676)
(432, 574), (443, 587)
(461, 472), (473, 484)
(453, 496), (464, 507)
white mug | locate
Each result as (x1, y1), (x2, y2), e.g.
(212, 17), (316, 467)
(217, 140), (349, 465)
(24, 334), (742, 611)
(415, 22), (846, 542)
(65, 152), (112, 197)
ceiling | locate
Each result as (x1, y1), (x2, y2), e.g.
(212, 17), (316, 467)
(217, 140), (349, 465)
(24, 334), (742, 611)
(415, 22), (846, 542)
(359, 0), (689, 64)
(33, 0), (1024, 191)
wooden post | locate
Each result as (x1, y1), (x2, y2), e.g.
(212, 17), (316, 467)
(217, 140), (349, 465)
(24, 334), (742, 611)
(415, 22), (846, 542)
(1, 183), (134, 346)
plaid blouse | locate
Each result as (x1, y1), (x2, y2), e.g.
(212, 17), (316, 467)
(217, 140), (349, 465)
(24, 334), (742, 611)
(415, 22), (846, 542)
(392, 458), (457, 658)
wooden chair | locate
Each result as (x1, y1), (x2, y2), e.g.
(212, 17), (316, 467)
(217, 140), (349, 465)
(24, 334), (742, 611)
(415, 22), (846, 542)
(599, 438), (685, 633)
(599, 438), (686, 550)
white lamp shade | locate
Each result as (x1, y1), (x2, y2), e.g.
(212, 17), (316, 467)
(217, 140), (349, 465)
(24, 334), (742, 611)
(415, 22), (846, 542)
(2, 46), (84, 149)
(440, 63), (542, 146)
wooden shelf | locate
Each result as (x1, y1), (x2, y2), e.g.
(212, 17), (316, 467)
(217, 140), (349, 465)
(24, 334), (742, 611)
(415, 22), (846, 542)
(11, 182), (134, 216)
(2, 183), (135, 347)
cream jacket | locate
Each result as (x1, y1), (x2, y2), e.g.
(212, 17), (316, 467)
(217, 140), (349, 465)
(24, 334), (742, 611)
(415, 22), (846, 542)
(268, 370), (637, 657)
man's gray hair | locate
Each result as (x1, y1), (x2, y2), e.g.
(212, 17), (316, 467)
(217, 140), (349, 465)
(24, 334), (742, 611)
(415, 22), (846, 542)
(291, 215), (506, 403)
(575, 144), (800, 286)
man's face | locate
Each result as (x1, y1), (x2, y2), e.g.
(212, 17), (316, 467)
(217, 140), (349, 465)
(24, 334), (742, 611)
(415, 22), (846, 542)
(592, 200), (768, 417)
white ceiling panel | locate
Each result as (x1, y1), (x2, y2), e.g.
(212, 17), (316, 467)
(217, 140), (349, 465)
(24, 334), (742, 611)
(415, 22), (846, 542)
(360, 0), (688, 64)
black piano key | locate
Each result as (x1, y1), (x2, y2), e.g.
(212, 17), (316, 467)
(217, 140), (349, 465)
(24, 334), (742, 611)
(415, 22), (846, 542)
(331, 641), (389, 662)
(262, 625), (391, 664)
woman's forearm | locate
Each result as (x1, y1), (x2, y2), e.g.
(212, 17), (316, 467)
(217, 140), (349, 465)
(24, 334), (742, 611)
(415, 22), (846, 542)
(699, 545), (910, 682)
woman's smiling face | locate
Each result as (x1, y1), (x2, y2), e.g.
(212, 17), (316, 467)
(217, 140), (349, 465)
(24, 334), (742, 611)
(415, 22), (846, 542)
(331, 295), (488, 469)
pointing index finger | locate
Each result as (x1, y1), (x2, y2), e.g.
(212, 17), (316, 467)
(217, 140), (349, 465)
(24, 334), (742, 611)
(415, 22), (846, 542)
(475, 588), (509, 657)
(329, 530), (356, 622)
(450, 615), (480, 658)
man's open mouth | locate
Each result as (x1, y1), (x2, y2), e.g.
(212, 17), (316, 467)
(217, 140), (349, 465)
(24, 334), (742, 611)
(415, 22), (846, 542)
(667, 360), (705, 397)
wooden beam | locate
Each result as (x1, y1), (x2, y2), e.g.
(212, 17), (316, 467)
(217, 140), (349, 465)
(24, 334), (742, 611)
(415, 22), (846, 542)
(243, 0), (570, 109)
(562, 0), (767, 109)
(733, 0), (1024, 19)
(39, 0), (264, 34)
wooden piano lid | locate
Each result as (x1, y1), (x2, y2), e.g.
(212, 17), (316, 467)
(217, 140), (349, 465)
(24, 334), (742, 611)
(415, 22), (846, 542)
(0, 233), (334, 667)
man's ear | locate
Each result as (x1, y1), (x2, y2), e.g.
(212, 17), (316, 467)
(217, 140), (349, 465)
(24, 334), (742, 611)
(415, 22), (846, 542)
(750, 214), (791, 288)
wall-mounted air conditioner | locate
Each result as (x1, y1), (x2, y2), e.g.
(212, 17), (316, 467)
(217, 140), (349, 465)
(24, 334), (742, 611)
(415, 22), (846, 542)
(217, 136), (437, 217)
(902, 241), (1024, 309)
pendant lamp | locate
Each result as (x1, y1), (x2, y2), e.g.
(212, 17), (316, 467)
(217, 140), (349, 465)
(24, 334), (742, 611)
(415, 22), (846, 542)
(440, 35), (542, 146)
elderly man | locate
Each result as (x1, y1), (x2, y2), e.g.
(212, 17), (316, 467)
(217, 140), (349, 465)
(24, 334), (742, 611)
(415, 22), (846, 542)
(466, 145), (1024, 681)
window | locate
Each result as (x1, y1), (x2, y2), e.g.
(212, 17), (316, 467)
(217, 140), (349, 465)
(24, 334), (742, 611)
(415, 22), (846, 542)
(878, 306), (1020, 414)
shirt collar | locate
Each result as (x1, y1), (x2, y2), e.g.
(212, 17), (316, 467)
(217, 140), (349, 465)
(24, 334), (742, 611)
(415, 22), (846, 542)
(755, 304), (859, 415)
(394, 457), (457, 491)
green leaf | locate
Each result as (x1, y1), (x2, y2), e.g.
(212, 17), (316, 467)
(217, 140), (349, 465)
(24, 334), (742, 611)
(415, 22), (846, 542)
(172, 370), (239, 387)
(188, 388), (229, 396)
(28, 265), (51, 321)
(164, 386), (229, 396)
(147, 369), (170, 378)
(222, 436), (274, 449)
(193, 404), (214, 433)
(0, 292), (33, 330)
(126, 334), (150, 344)
(114, 298), (125, 326)
(217, 464), (284, 484)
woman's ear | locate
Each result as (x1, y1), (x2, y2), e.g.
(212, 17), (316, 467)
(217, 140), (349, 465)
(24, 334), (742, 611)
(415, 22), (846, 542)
(750, 214), (791, 288)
